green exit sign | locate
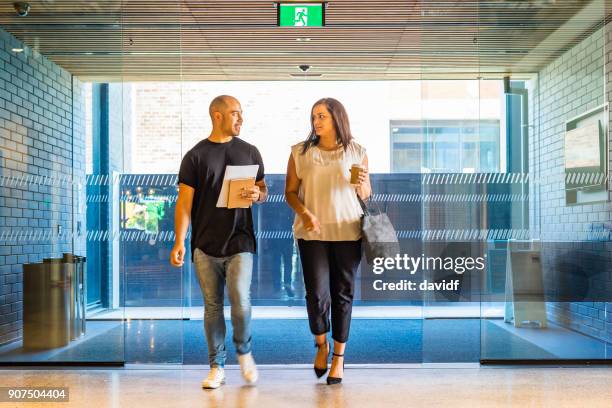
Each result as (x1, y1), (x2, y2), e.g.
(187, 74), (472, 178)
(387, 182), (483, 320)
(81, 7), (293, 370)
(278, 3), (325, 27)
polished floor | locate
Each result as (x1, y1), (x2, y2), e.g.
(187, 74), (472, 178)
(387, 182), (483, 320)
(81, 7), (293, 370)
(0, 366), (611, 407)
(2, 317), (608, 364)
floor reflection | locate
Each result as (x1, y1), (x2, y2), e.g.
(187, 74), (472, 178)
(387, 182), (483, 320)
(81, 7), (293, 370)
(0, 317), (608, 364)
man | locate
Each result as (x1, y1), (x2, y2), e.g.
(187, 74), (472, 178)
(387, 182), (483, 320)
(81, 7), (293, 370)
(170, 95), (267, 389)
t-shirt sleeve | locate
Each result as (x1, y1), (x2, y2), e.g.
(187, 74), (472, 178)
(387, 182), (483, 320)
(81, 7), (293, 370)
(178, 151), (198, 188)
(253, 147), (265, 182)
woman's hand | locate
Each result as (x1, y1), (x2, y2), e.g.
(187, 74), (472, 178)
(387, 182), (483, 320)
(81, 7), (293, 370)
(300, 210), (321, 234)
(355, 156), (372, 200)
(354, 167), (369, 187)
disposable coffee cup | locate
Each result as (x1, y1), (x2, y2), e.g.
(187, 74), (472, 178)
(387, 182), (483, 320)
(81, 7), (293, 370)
(350, 164), (365, 184)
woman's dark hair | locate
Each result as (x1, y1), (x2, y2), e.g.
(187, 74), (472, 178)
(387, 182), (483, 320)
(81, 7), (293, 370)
(301, 98), (353, 154)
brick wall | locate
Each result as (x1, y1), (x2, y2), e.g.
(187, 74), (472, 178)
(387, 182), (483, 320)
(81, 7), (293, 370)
(132, 83), (183, 174)
(0, 28), (85, 345)
(532, 23), (611, 344)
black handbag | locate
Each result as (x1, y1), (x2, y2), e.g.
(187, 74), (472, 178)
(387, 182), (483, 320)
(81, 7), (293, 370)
(357, 194), (400, 264)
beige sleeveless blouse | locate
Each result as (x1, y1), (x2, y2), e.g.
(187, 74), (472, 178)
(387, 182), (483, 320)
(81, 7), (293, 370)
(291, 141), (366, 241)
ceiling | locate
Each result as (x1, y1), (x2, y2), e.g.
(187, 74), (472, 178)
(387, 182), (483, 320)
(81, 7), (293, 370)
(0, 0), (608, 81)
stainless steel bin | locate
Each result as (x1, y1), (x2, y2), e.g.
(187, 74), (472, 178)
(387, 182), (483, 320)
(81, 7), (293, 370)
(63, 253), (86, 339)
(77, 255), (87, 336)
(23, 258), (71, 349)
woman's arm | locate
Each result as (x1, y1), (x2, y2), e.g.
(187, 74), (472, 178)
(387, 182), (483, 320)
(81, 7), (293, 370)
(285, 154), (320, 234)
(284, 154), (307, 214)
(355, 154), (372, 200)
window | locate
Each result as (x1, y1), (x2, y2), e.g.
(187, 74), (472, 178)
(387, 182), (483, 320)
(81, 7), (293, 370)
(391, 120), (501, 173)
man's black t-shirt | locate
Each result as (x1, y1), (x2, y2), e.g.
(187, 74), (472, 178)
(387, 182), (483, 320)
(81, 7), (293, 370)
(178, 137), (265, 258)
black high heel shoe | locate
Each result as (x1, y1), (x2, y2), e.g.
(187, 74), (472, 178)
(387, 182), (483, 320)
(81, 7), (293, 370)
(326, 353), (344, 385)
(314, 341), (329, 378)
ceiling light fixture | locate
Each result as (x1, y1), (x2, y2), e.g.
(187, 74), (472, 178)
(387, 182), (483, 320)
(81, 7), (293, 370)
(290, 73), (322, 78)
(296, 37), (312, 42)
(11, 48), (24, 53)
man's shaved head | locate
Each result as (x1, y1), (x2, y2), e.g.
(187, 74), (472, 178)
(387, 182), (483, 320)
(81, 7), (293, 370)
(209, 95), (238, 118)
(208, 95), (243, 137)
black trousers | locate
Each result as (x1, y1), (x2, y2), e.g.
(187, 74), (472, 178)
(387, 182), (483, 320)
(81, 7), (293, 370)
(297, 239), (362, 343)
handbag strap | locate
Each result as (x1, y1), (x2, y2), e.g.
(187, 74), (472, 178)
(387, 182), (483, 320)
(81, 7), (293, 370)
(356, 193), (383, 216)
(356, 194), (369, 216)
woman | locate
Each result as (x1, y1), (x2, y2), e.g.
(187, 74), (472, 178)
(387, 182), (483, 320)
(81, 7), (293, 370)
(285, 98), (371, 384)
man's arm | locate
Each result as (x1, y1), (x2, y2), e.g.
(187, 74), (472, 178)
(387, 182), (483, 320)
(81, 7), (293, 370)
(170, 183), (195, 267)
(250, 147), (267, 204)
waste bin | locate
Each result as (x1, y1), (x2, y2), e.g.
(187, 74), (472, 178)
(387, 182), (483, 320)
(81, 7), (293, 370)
(76, 255), (87, 337)
(63, 253), (87, 339)
(23, 258), (71, 349)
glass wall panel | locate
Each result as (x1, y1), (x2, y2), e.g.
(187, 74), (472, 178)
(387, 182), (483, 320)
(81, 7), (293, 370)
(419, 81), (498, 364)
(417, 0), (484, 364)
(480, 0), (611, 362)
(117, 3), (184, 364)
(0, 1), (125, 363)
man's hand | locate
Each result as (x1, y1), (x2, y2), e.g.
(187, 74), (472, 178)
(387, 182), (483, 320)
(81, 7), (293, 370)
(170, 243), (186, 267)
(241, 185), (260, 202)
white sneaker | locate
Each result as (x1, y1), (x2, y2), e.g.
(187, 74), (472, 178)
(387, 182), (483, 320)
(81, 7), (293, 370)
(238, 352), (259, 384)
(202, 367), (225, 389)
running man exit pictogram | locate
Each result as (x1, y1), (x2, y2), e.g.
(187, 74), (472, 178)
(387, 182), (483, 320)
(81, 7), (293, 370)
(294, 8), (308, 26)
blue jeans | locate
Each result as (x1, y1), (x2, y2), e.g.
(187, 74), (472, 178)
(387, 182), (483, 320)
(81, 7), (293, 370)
(193, 248), (253, 368)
